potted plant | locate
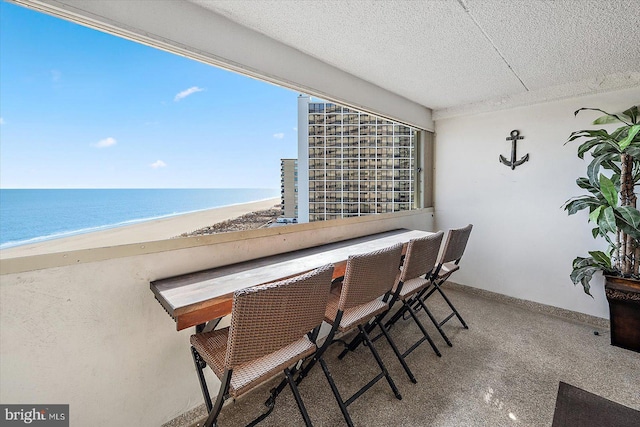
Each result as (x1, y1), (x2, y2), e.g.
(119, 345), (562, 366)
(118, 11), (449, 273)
(564, 105), (640, 352)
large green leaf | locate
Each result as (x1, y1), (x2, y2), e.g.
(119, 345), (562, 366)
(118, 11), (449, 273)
(609, 172), (621, 188)
(593, 114), (628, 125)
(574, 107), (632, 126)
(587, 154), (620, 187)
(564, 196), (600, 215)
(587, 157), (603, 187)
(601, 229), (616, 247)
(601, 206), (617, 233)
(612, 125), (630, 140)
(570, 263), (598, 284)
(614, 220), (640, 241)
(569, 254), (620, 296)
(577, 138), (605, 159)
(617, 206), (640, 229)
(592, 143), (620, 159)
(572, 256), (591, 269)
(589, 205), (603, 223)
(569, 260), (598, 297)
(619, 124), (640, 151)
(568, 129), (614, 142)
(622, 105), (638, 124)
(581, 276), (593, 297)
(576, 177), (596, 191)
(614, 206), (640, 240)
(576, 177), (613, 200)
(599, 174), (618, 207)
(627, 146), (640, 160)
(570, 264), (598, 283)
(588, 251), (611, 269)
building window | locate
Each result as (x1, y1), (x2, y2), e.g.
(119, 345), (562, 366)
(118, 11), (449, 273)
(297, 96), (423, 223)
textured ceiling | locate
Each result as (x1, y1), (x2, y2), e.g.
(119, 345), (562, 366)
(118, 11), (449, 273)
(192, 0), (640, 116)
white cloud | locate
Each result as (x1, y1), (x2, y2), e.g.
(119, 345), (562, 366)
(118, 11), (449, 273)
(94, 137), (117, 148)
(0, 117), (4, 125)
(293, 127), (297, 131)
(174, 86), (204, 101)
(273, 133), (285, 139)
(150, 160), (167, 169)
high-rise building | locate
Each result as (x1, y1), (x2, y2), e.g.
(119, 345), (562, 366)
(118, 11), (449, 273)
(297, 95), (418, 223)
(280, 159), (298, 219)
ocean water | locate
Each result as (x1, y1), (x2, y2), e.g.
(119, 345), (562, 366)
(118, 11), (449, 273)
(0, 188), (279, 249)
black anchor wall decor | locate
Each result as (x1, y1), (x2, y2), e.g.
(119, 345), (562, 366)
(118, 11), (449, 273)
(500, 129), (529, 170)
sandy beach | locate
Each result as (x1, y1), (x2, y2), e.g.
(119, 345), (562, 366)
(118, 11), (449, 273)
(0, 198), (280, 259)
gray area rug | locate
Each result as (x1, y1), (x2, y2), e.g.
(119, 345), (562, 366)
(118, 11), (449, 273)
(552, 381), (640, 427)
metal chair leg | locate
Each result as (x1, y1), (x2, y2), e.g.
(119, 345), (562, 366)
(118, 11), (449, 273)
(358, 325), (402, 400)
(319, 322), (403, 427)
(404, 302), (442, 357)
(319, 357), (354, 427)
(337, 333), (361, 360)
(426, 282), (468, 329)
(416, 296), (453, 346)
(248, 367), (309, 427)
(384, 303), (410, 329)
(191, 346), (213, 412)
(203, 370), (232, 427)
(375, 319), (418, 383)
(285, 367), (313, 427)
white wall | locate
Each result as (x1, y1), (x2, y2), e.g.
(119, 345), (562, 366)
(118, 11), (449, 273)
(0, 210), (433, 426)
(433, 87), (640, 319)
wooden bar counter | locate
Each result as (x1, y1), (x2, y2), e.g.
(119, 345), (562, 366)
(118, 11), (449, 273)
(151, 229), (432, 330)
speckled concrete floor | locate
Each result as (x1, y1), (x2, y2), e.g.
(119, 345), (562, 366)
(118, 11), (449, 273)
(187, 287), (640, 427)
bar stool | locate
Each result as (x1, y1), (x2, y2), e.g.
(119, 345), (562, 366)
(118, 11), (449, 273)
(383, 232), (445, 374)
(318, 243), (404, 427)
(420, 224), (473, 345)
(190, 264), (334, 427)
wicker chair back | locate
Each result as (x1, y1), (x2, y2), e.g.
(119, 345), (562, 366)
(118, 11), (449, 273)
(400, 232), (444, 282)
(339, 243), (403, 311)
(439, 224), (473, 264)
(225, 264), (334, 368)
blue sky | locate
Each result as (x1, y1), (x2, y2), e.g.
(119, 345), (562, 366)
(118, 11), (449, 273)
(0, 2), (299, 189)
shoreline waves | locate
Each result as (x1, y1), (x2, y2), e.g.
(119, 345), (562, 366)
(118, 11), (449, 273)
(0, 198), (280, 259)
(0, 196), (280, 250)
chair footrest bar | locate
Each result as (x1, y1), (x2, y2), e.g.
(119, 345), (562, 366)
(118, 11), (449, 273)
(344, 372), (385, 407)
(401, 336), (429, 358)
(370, 332), (383, 342)
(246, 397), (276, 427)
(438, 312), (456, 327)
(319, 357), (354, 427)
